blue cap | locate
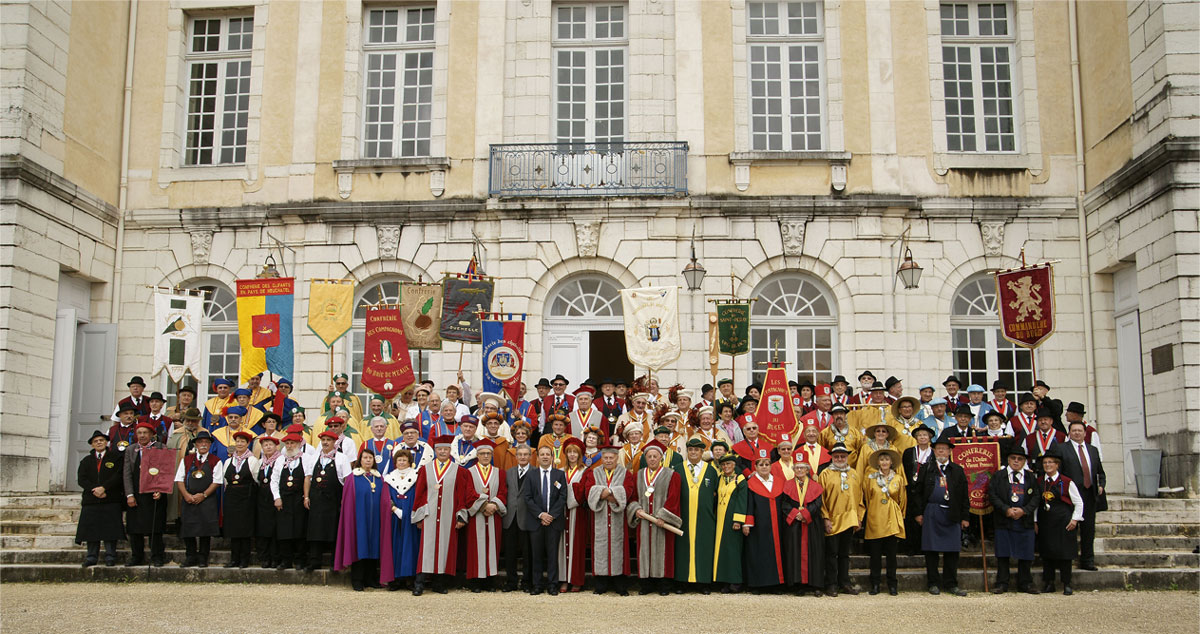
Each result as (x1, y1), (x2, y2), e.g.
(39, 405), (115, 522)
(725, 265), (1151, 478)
(212, 378), (233, 388)
(233, 388), (252, 397)
(226, 406), (248, 417)
(919, 384), (935, 391)
(966, 384), (985, 393)
(276, 378), (293, 387)
(929, 397), (948, 406)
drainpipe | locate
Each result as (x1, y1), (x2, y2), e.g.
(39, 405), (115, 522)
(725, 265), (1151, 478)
(110, 0), (138, 323)
(1068, 0), (1098, 424)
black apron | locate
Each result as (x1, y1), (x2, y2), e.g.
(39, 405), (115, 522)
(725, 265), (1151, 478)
(124, 449), (166, 535)
(180, 455), (220, 537)
(306, 459), (342, 542)
(256, 461), (279, 538)
(276, 459), (307, 540)
(222, 458), (256, 538)
(1037, 476), (1079, 560)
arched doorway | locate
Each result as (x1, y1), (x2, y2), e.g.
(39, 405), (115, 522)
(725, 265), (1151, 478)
(542, 274), (633, 384)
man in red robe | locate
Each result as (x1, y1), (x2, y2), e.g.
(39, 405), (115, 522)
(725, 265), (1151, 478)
(626, 440), (682, 596)
(581, 444), (635, 595)
(411, 434), (474, 595)
(459, 438), (508, 591)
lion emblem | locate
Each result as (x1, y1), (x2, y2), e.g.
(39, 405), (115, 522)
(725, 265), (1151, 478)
(1006, 275), (1043, 321)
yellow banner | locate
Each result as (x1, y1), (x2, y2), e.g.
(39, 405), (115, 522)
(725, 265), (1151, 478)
(307, 280), (354, 347)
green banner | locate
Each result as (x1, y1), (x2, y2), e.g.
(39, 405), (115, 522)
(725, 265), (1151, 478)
(716, 303), (751, 356)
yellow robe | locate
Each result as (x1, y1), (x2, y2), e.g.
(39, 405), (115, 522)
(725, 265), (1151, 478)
(308, 411), (364, 446)
(248, 386), (273, 408)
(848, 404), (889, 436)
(322, 393), (365, 422)
(886, 414), (921, 453)
(238, 406), (264, 431)
(819, 425), (862, 465)
(818, 467), (864, 535)
(855, 440), (907, 482)
(212, 425), (251, 452)
(619, 443), (644, 471)
(861, 470), (906, 540)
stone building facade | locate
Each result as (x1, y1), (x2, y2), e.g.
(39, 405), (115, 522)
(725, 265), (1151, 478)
(1, 0), (1195, 495)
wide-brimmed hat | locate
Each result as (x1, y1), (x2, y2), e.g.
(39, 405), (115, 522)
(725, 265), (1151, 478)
(868, 448), (902, 471)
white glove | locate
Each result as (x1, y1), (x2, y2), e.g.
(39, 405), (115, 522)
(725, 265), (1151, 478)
(392, 507), (403, 520)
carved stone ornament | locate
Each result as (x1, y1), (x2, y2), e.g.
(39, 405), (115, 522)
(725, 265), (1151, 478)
(189, 230), (213, 264)
(575, 220), (600, 257)
(377, 226), (401, 260)
(1103, 223), (1120, 260)
(980, 221), (1006, 256)
(780, 219), (806, 256)
(337, 172), (353, 199)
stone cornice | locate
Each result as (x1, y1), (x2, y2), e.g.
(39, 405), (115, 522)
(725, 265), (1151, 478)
(0, 154), (120, 225)
(1083, 137), (1200, 215)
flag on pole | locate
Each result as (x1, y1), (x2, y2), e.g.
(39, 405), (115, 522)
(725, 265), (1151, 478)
(361, 305), (416, 399)
(716, 302), (752, 355)
(620, 286), (681, 371)
(400, 282), (443, 350)
(236, 277), (295, 383)
(995, 263), (1056, 348)
(153, 290), (203, 383)
(440, 275), (494, 343)
(307, 279), (354, 347)
(754, 364), (800, 444)
(482, 315), (526, 404)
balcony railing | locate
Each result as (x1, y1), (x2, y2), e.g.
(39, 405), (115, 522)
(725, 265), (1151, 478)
(488, 141), (688, 197)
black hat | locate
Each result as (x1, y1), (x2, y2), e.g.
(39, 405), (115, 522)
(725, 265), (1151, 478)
(178, 385), (197, 395)
(788, 380), (799, 388)
(954, 405), (974, 417)
(550, 374), (569, 386)
(1018, 393), (1037, 404)
(700, 383), (714, 395)
(911, 424), (936, 439)
(830, 403), (849, 414)
(616, 379), (629, 388)
(1040, 444), (1064, 463)
(798, 381), (814, 391)
(148, 391), (166, 402)
(127, 376), (146, 387)
(884, 376), (902, 390)
(832, 375), (849, 385)
(1035, 405), (1056, 419)
(1066, 401), (1086, 415)
(829, 442), (851, 455)
(189, 430), (215, 449)
(262, 413), (282, 424)
(991, 380), (1008, 391)
(1034, 379), (1050, 390)
(932, 436), (955, 449)
(942, 375), (961, 387)
(117, 402), (139, 414)
(1007, 444), (1028, 458)
(982, 410), (1007, 425)
(870, 383), (887, 392)
(535, 377), (551, 389)
(599, 377), (615, 387)
(858, 370), (876, 382)
(87, 430), (109, 443)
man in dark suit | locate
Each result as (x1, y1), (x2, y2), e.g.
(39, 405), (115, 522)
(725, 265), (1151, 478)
(915, 437), (970, 596)
(988, 445), (1041, 593)
(1059, 420), (1106, 570)
(938, 406), (982, 443)
(75, 430), (125, 567)
(539, 375), (575, 431)
(523, 445), (567, 595)
(502, 445), (535, 592)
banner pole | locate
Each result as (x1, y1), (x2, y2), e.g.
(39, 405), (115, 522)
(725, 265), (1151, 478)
(979, 513), (989, 593)
(328, 340), (334, 379)
(458, 341), (465, 373)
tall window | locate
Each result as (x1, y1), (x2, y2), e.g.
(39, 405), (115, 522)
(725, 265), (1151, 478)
(185, 14), (253, 165)
(363, 6), (435, 158)
(348, 280), (431, 406)
(553, 4), (627, 145)
(161, 282), (239, 406)
(747, 1), (825, 151)
(951, 275), (1033, 397)
(749, 274), (837, 386)
(940, 2), (1016, 152)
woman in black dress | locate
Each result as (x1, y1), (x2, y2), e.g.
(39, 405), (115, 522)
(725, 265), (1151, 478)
(1035, 446), (1084, 595)
(221, 430), (258, 568)
(255, 435), (283, 567)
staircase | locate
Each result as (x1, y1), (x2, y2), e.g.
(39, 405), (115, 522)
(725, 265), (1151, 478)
(2, 493), (1196, 590)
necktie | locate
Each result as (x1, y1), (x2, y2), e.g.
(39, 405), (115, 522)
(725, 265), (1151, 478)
(1078, 444), (1093, 488)
(543, 470), (551, 512)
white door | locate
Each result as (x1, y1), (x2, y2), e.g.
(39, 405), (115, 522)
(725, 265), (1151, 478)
(68, 324), (118, 490)
(1115, 310), (1146, 491)
(545, 328), (587, 385)
(48, 308), (80, 489)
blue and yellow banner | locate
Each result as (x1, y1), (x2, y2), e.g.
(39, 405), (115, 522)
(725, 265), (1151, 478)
(236, 277), (295, 383)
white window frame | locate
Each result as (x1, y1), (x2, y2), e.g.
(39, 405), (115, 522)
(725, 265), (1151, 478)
(950, 275), (1034, 399)
(361, 5), (436, 159)
(926, 0), (1042, 174)
(347, 279), (431, 407)
(551, 3), (628, 145)
(748, 274), (838, 387)
(183, 14), (254, 166)
(937, 2), (1018, 154)
(159, 4), (266, 185)
(746, 1), (828, 152)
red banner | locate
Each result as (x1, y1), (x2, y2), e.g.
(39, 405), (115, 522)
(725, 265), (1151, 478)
(361, 306), (415, 400)
(755, 365), (800, 444)
(251, 313), (280, 348)
(138, 447), (178, 494)
(995, 264), (1055, 348)
(951, 439), (1001, 515)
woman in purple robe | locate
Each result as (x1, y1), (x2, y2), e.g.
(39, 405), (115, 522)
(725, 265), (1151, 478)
(334, 448), (394, 591)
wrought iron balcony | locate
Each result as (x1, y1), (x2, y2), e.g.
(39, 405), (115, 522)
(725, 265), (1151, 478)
(488, 141), (688, 197)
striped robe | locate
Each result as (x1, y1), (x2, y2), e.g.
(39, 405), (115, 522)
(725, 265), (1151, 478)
(625, 466), (682, 579)
(459, 463), (507, 579)
(583, 465), (635, 576)
(411, 460), (472, 575)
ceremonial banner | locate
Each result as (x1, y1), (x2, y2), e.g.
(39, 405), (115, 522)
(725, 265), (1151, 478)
(440, 276), (494, 343)
(361, 306), (415, 399)
(482, 316), (526, 404)
(707, 312), (720, 376)
(236, 278), (295, 383)
(951, 439), (1002, 515)
(995, 264), (1055, 348)
(753, 365), (800, 444)
(153, 291), (203, 383)
(620, 286), (681, 371)
(716, 302), (751, 356)
(138, 447), (178, 494)
(307, 280), (354, 347)
(400, 282), (444, 350)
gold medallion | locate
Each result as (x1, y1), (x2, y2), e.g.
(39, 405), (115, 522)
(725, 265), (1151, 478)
(148, 467), (159, 476)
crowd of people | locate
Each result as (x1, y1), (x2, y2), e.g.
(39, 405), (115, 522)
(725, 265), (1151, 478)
(75, 370), (1106, 596)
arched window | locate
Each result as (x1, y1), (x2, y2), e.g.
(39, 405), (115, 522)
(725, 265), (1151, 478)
(347, 278), (430, 407)
(548, 276), (623, 319)
(162, 281), (239, 405)
(749, 274), (838, 386)
(951, 275), (1033, 398)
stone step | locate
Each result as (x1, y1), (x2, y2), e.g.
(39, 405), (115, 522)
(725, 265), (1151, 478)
(0, 495), (81, 510)
(1105, 497), (1200, 512)
(1, 521), (78, 535)
(0, 507), (79, 522)
(0, 562), (1193, 591)
(1096, 523), (1200, 537)
(1096, 536), (1199, 552)
(1096, 510), (1199, 525)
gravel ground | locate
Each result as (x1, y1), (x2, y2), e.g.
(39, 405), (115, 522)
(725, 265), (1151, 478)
(2, 583), (1196, 633)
